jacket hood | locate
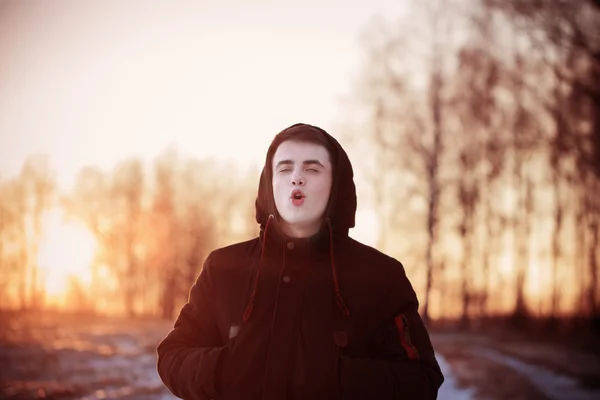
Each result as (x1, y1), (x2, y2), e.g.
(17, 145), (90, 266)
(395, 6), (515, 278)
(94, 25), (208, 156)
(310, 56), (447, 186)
(255, 123), (357, 236)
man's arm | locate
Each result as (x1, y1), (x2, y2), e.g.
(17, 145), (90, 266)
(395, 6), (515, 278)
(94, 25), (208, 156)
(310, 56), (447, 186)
(340, 262), (444, 399)
(157, 252), (227, 400)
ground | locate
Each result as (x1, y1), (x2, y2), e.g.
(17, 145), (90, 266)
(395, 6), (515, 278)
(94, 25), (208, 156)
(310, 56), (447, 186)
(432, 331), (600, 400)
(1, 312), (599, 400)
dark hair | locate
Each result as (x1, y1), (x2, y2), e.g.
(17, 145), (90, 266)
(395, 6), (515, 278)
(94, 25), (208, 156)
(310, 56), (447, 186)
(269, 123), (336, 167)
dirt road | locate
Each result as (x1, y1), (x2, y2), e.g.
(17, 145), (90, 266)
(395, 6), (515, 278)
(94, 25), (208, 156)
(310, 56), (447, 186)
(1, 313), (599, 399)
(432, 332), (600, 400)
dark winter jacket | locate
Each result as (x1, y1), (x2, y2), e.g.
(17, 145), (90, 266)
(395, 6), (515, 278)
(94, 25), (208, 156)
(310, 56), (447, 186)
(157, 123), (444, 399)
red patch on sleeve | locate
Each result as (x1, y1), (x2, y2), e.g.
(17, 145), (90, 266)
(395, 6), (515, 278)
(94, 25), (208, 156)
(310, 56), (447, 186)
(394, 314), (420, 361)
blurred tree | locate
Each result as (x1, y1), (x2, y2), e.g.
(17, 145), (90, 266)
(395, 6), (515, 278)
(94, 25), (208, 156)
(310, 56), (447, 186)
(0, 180), (7, 307)
(484, 1), (599, 176)
(0, 157), (55, 310)
(0, 178), (25, 309)
(149, 149), (179, 319)
(548, 64), (570, 321)
(167, 157), (256, 318)
(110, 158), (145, 317)
(509, 52), (540, 324)
(421, 1), (447, 326)
(66, 166), (110, 313)
(457, 144), (480, 326)
(486, 0), (600, 324)
(65, 153), (257, 318)
(451, 5), (510, 321)
(19, 156), (55, 310)
(355, 0), (460, 324)
(67, 159), (146, 316)
(450, 43), (499, 324)
(14, 179), (28, 311)
(64, 275), (92, 314)
(177, 158), (220, 301)
(345, 0), (599, 324)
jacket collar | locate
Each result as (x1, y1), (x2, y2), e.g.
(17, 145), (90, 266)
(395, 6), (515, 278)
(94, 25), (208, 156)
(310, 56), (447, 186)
(243, 215), (351, 322)
(258, 216), (342, 260)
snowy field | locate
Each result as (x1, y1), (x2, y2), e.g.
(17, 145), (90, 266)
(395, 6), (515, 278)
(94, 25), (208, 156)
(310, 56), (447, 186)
(1, 312), (599, 400)
(0, 313), (172, 400)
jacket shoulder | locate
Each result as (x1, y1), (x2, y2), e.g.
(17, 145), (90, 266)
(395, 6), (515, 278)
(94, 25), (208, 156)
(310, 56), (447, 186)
(345, 237), (419, 310)
(204, 237), (261, 272)
(345, 237), (404, 270)
(211, 237), (260, 255)
(344, 237), (414, 293)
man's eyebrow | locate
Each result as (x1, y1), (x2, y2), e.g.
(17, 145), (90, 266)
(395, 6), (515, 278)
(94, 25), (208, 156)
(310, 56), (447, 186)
(275, 160), (294, 168)
(303, 160), (325, 167)
(275, 159), (325, 168)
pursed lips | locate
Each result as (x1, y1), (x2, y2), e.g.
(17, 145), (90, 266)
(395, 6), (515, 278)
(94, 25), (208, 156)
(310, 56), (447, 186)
(290, 189), (305, 205)
(290, 189), (305, 199)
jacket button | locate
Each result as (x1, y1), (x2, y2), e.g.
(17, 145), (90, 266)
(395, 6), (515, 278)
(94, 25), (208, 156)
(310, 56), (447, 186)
(283, 275), (291, 283)
(287, 242), (294, 250)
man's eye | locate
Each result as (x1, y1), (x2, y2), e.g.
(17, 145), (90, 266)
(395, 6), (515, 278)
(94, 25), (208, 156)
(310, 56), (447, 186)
(279, 168), (291, 173)
(306, 168), (318, 172)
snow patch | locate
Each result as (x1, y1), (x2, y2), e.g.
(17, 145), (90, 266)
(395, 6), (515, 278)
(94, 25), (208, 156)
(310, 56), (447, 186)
(436, 352), (475, 400)
(478, 347), (600, 400)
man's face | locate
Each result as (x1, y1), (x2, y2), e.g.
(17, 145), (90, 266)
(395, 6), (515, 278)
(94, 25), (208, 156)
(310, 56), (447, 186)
(272, 140), (333, 238)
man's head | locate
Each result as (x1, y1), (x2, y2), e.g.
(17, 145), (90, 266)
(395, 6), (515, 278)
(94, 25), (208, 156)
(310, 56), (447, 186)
(255, 123), (357, 237)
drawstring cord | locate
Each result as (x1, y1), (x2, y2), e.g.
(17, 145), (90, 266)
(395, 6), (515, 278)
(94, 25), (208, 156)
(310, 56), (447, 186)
(327, 218), (350, 317)
(243, 215), (350, 322)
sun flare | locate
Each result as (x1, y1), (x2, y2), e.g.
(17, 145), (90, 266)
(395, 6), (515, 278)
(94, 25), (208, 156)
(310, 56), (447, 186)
(37, 209), (97, 306)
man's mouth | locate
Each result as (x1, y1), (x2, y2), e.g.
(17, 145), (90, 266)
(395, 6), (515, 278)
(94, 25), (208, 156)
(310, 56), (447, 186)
(290, 190), (305, 205)
(290, 190), (305, 200)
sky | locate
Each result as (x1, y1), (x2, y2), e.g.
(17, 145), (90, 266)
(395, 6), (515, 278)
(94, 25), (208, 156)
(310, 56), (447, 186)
(0, 0), (409, 190)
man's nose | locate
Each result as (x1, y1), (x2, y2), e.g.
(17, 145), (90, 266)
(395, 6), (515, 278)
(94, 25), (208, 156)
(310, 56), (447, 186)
(291, 173), (305, 186)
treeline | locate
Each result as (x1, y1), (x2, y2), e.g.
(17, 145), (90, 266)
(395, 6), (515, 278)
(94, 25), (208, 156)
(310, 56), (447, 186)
(0, 150), (258, 319)
(1, 0), (598, 329)
(347, 0), (599, 327)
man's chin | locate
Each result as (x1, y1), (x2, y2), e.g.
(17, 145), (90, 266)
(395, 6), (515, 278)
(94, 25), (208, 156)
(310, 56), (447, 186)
(280, 216), (321, 231)
(281, 214), (314, 225)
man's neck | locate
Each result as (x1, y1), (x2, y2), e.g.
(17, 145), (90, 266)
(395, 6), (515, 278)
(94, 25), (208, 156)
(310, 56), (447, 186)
(280, 221), (321, 239)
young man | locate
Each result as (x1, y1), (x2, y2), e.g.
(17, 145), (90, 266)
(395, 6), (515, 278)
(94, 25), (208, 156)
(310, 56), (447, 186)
(157, 123), (444, 399)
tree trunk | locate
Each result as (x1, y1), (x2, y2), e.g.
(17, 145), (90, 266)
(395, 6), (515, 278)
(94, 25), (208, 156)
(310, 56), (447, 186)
(126, 247), (137, 317)
(422, 5), (445, 324)
(511, 61), (531, 323)
(481, 187), (496, 317)
(551, 167), (563, 318)
(161, 274), (176, 320)
(18, 225), (28, 310)
(423, 66), (443, 326)
(460, 222), (473, 327)
(458, 153), (478, 327)
(513, 153), (531, 323)
(576, 182), (588, 315)
(588, 218), (598, 318)
(587, 179), (599, 323)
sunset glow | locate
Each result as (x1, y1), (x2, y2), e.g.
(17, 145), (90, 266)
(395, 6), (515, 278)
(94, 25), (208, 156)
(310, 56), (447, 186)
(2, 1), (599, 398)
(37, 209), (97, 306)
(0, 0), (596, 322)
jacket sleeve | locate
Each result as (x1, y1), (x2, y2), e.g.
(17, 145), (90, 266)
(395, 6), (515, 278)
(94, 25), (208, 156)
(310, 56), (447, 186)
(340, 261), (444, 399)
(157, 252), (227, 400)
